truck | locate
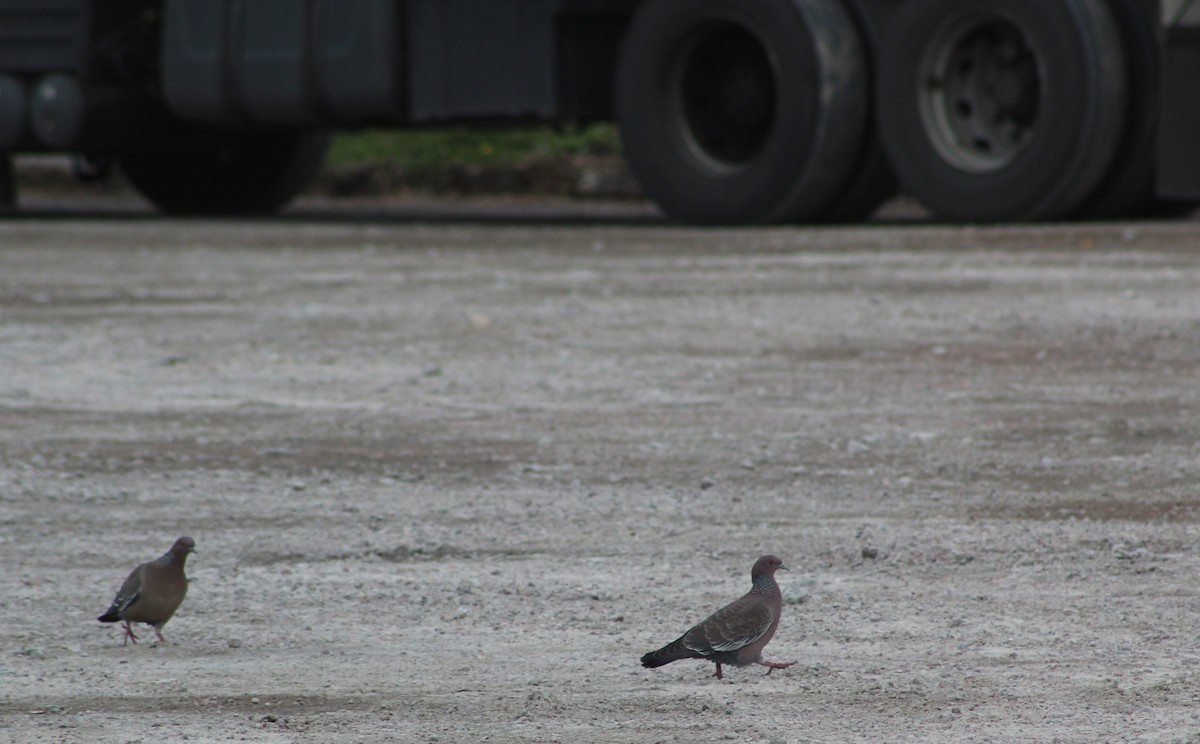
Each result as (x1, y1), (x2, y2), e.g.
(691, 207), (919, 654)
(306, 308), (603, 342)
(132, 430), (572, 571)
(2, 0), (1198, 224)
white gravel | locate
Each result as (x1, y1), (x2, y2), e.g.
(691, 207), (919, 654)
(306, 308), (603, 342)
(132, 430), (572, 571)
(2, 212), (1200, 742)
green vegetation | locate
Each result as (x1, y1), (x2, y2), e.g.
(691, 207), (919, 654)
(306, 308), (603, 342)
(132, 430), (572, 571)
(327, 124), (622, 172)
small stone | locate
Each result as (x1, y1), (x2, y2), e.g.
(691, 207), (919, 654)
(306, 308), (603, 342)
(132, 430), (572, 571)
(782, 584), (810, 606)
(699, 477), (715, 490)
(861, 546), (879, 560)
(251, 697), (260, 705)
(22, 646), (46, 659)
(1115, 546), (1151, 562)
(468, 313), (491, 332)
(846, 439), (870, 455)
(227, 638), (243, 648)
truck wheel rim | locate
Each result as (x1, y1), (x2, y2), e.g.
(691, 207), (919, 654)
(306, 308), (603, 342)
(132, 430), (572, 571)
(916, 13), (1040, 174)
(667, 20), (777, 175)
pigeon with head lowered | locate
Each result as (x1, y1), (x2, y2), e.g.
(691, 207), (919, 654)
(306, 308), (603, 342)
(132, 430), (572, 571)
(641, 554), (795, 680)
(98, 536), (195, 645)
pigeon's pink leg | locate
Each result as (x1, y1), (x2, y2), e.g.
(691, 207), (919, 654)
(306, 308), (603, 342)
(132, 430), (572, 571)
(759, 660), (796, 675)
(153, 628), (168, 643)
(713, 663), (724, 680)
(121, 620), (140, 645)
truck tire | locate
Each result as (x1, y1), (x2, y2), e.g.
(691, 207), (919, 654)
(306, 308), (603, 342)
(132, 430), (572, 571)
(615, 0), (869, 224)
(876, 0), (1127, 222)
(120, 131), (329, 215)
(820, 0), (899, 223)
(1072, 0), (1198, 219)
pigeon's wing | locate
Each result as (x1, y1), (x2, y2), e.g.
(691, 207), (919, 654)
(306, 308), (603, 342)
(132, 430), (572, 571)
(682, 597), (774, 656)
(99, 566), (144, 620)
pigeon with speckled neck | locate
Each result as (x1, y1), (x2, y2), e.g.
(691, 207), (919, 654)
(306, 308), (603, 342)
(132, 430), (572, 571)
(641, 555), (795, 680)
(98, 537), (195, 645)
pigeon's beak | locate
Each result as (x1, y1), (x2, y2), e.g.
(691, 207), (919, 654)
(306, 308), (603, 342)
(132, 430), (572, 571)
(780, 563), (789, 572)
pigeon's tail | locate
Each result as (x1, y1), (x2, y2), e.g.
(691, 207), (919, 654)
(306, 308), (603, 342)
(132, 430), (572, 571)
(641, 638), (700, 668)
(97, 604), (121, 623)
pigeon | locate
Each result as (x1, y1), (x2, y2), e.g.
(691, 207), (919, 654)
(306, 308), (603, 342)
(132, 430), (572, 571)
(98, 536), (195, 645)
(641, 554), (796, 680)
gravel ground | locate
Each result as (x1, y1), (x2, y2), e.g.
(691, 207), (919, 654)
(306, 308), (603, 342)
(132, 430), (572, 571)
(2, 209), (1200, 743)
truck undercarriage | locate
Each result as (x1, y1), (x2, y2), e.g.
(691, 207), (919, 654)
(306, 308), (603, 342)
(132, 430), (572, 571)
(0, 0), (1197, 222)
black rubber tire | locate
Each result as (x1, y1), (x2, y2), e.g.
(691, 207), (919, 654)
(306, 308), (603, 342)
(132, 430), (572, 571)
(819, 0), (899, 223)
(615, 0), (869, 224)
(1140, 199), (1200, 219)
(121, 131), (329, 215)
(876, 0), (1127, 222)
(1071, 0), (1199, 220)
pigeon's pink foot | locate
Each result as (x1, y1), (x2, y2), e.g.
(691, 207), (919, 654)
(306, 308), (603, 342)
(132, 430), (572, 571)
(760, 660), (796, 675)
(153, 629), (167, 644)
(121, 621), (140, 645)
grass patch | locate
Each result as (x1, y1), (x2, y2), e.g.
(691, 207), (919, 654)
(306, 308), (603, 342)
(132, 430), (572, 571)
(328, 124), (622, 173)
(319, 124), (636, 197)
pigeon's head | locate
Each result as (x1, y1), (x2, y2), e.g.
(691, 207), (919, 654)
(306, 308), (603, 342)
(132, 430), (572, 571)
(170, 536), (196, 557)
(752, 554), (787, 578)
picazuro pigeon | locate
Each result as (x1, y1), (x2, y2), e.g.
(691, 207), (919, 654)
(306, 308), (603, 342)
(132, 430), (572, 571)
(641, 554), (796, 680)
(98, 536), (195, 645)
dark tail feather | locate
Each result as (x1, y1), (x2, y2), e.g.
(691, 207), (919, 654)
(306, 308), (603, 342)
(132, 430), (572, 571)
(97, 608), (120, 623)
(641, 638), (697, 668)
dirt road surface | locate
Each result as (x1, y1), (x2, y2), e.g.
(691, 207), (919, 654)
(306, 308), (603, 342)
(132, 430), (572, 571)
(3, 205), (1200, 743)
